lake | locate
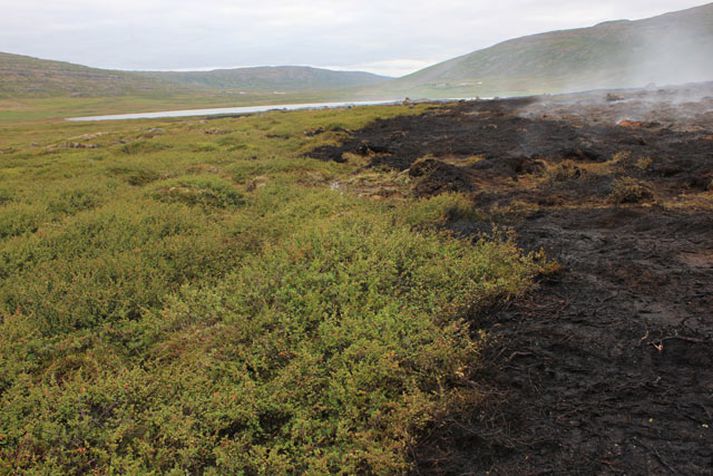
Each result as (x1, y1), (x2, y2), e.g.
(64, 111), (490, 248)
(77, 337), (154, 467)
(66, 99), (401, 122)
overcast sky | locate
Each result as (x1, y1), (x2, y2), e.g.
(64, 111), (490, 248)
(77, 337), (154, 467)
(0, 0), (707, 76)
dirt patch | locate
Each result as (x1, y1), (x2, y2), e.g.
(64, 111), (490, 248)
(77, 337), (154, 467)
(680, 251), (713, 269)
(417, 206), (713, 475)
(309, 83), (713, 474)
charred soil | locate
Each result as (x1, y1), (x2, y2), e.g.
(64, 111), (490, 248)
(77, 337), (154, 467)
(311, 84), (713, 474)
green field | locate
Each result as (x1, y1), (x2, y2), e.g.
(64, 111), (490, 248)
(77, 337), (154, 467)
(0, 102), (546, 473)
(0, 90), (373, 123)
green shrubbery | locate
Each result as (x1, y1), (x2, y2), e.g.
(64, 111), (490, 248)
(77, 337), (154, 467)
(401, 193), (481, 229)
(0, 204), (43, 239)
(48, 189), (101, 215)
(119, 140), (170, 155)
(0, 104), (545, 473)
(0, 190), (10, 206)
(108, 166), (162, 186)
(1, 200), (541, 473)
(151, 176), (245, 210)
(0, 203), (234, 335)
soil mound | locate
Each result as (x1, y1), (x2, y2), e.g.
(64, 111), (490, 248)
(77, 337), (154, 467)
(408, 159), (474, 197)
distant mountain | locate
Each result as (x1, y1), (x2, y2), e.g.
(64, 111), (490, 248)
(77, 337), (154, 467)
(0, 52), (390, 98)
(380, 3), (713, 98)
(140, 66), (388, 92)
(0, 52), (179, 97)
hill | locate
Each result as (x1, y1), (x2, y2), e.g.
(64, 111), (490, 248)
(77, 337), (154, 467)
(0, 52), (390, 98)
(141, 66), (388, 92)
(0, 52), (182, 97)
(380, 3), (713, 98)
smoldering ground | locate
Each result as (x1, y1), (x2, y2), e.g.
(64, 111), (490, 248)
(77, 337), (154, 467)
(310, 82), (713, 474)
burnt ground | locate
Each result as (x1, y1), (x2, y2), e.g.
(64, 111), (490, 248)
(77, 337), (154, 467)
(311, 83), (713, 474)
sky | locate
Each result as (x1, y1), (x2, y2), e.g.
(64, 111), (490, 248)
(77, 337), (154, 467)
(0, 0), (708, 77)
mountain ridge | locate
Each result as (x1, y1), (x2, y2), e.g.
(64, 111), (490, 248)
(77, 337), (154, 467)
(139, 65), (389, 92)
(0, 52), (390, 98)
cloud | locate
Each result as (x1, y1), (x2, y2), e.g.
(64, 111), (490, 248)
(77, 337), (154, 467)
(0, 0), (707, 76)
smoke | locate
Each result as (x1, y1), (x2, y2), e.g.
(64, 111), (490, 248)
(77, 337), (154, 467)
(519, 80), (713, 132)
(622, 9), (713, 88)
(508, 5), (713, 99)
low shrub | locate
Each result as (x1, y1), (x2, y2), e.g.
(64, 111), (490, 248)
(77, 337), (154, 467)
(0, 204), (235, 335)
(0, 210), (542, 473)
(109, 167), (162, 186)
(119, 141), (170, 155)
(401, 193), (480, 228)
(0, 204), (43, 239)
(0, 103), (543, 474)
(48, 190), (100, 215)
(0, 190), (11, 206)
(151, 176), (244, 209)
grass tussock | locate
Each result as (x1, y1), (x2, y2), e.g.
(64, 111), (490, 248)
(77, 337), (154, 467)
(402, 193), (481, 228)
(610, 177), (655, 204)
(0, 103), (545, 473)
(549, 160), (584, 183)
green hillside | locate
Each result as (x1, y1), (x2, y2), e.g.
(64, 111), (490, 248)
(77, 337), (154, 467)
(0, 53), (389, 98)
(0, 53), (184, 98)
(141, 66), (388, 92)
(380, 3), (713, 98)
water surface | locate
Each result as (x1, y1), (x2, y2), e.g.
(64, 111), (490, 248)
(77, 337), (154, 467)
(66, 100), (400, 122)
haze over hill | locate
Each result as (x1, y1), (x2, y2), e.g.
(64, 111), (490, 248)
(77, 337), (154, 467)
(375, 2), (713, 98)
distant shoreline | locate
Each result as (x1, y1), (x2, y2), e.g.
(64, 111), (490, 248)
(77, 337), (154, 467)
(65, 99), (402, 122)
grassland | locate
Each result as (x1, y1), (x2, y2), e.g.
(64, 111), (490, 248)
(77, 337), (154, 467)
(0, 102), (545, 473)
(0, 90), (372, 123)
